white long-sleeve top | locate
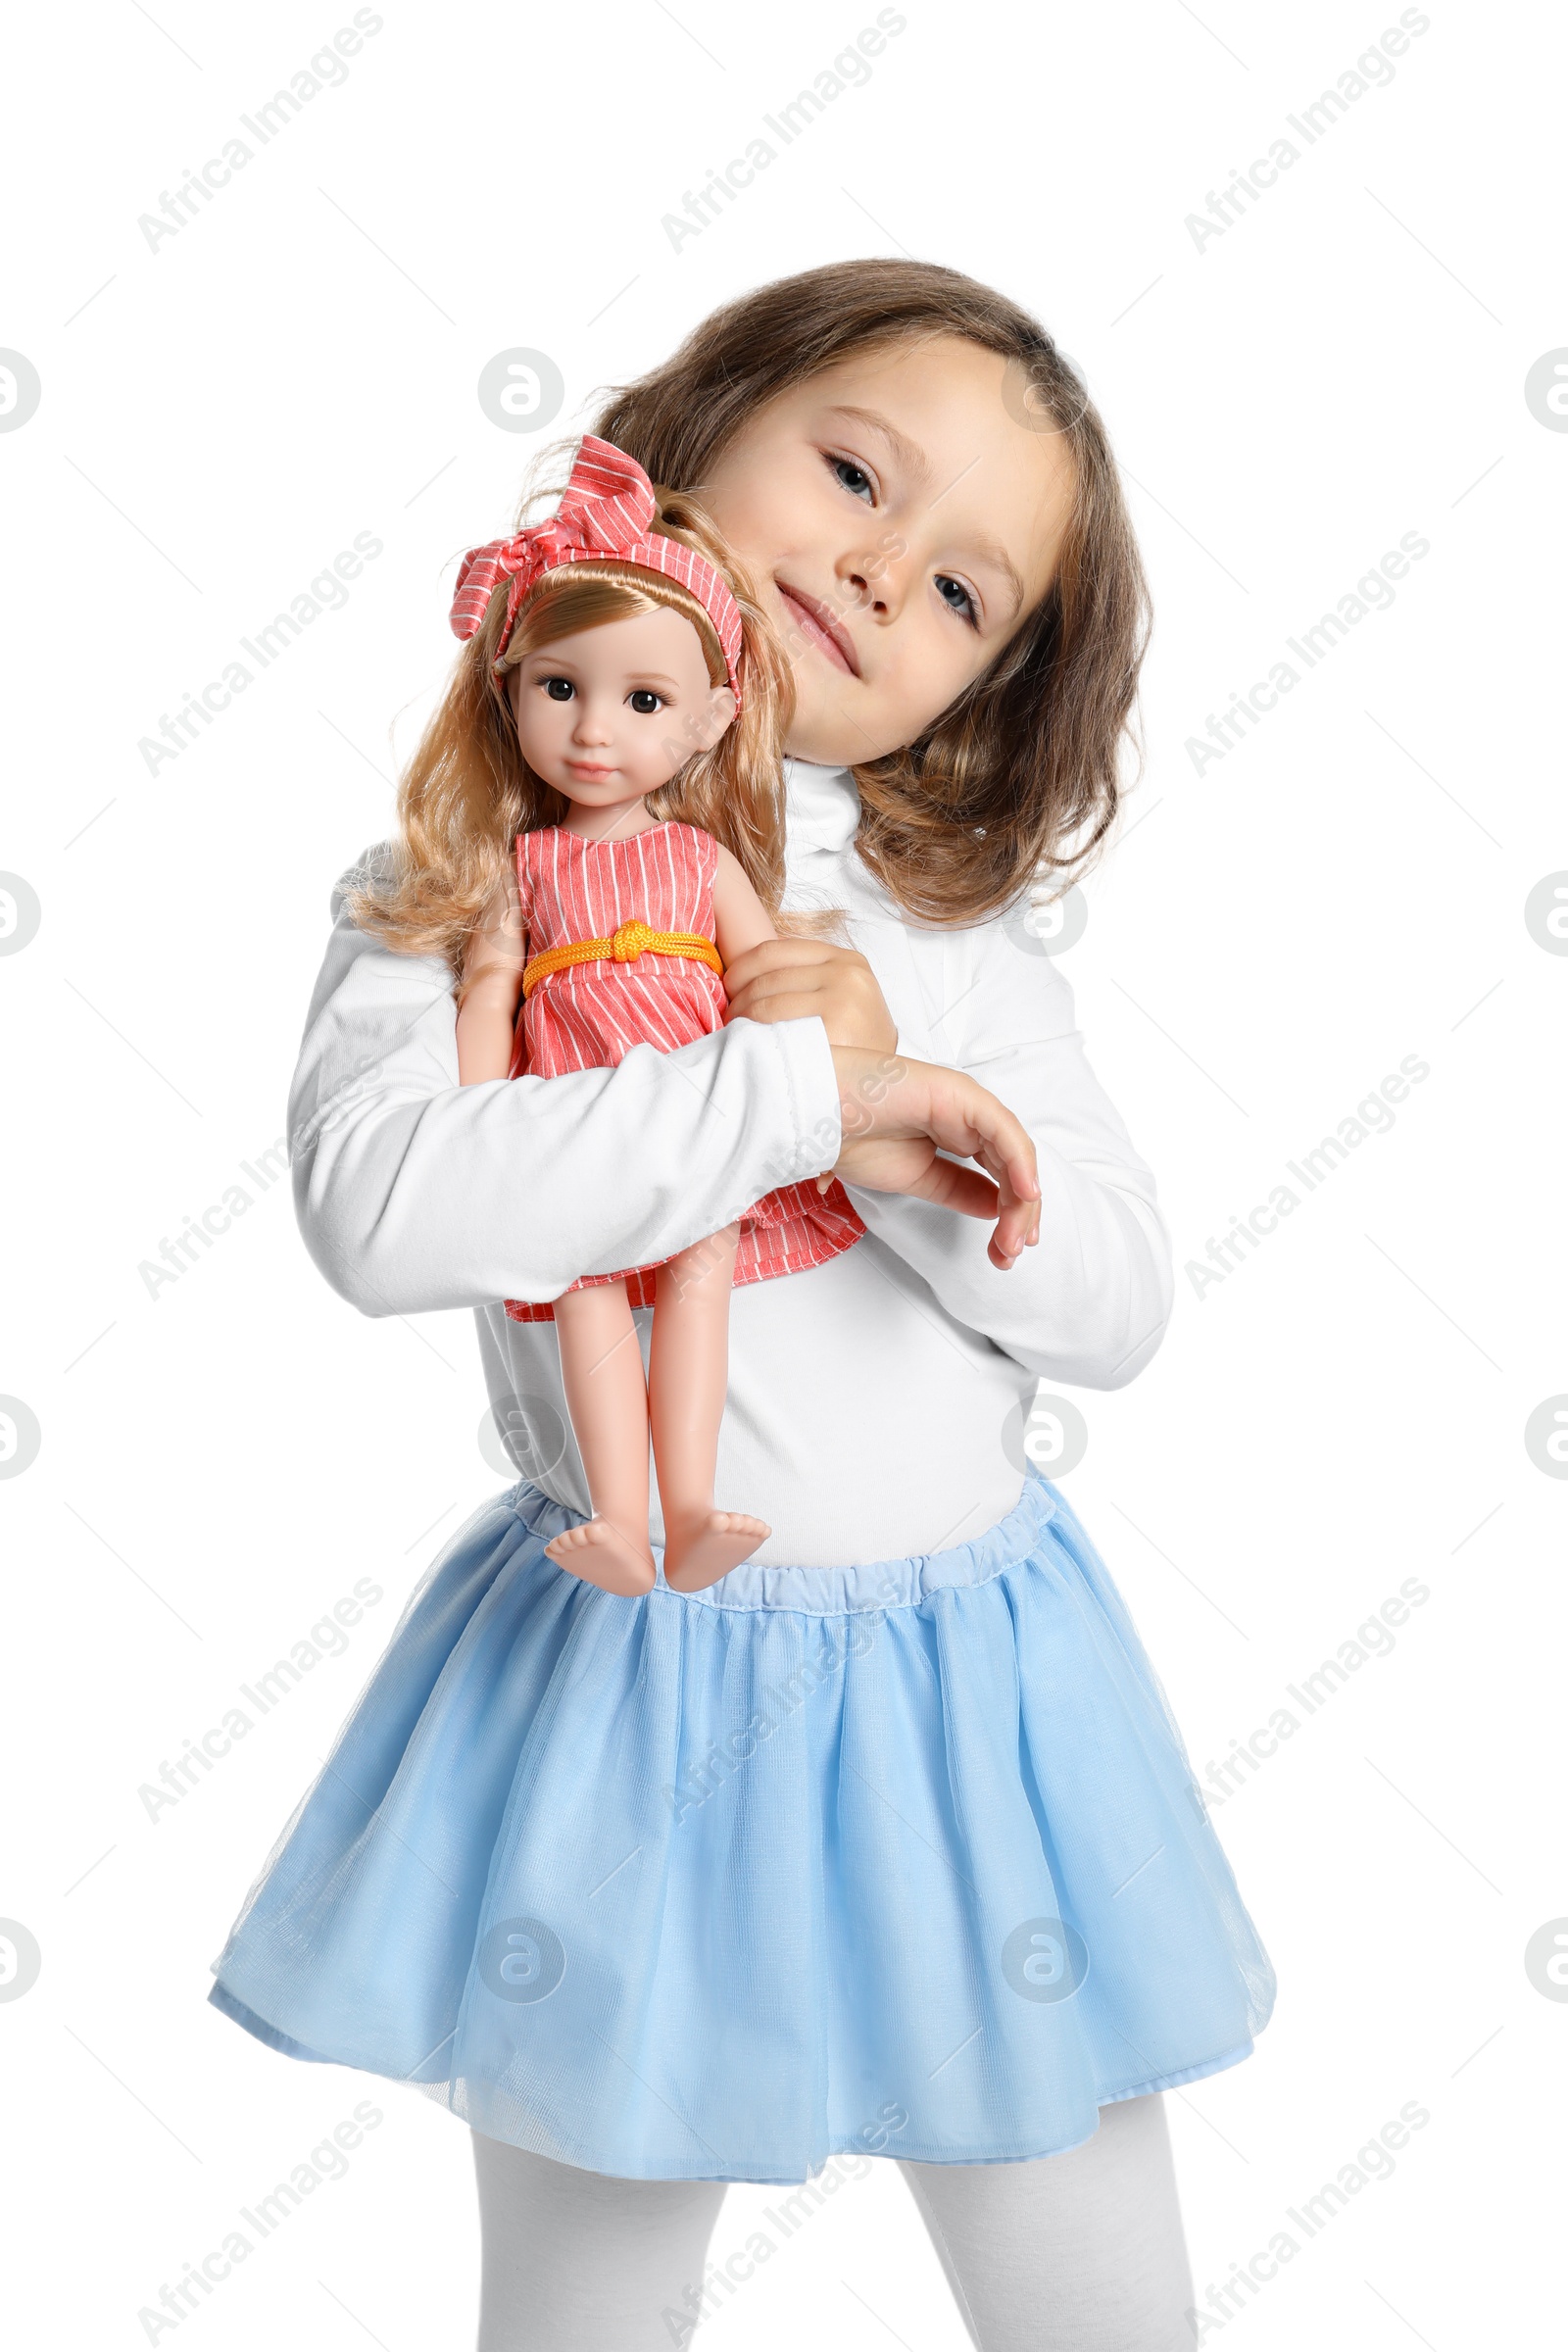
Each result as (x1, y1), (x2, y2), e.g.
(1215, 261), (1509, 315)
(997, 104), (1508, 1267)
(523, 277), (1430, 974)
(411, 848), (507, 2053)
(288, 761), (1174, 1565)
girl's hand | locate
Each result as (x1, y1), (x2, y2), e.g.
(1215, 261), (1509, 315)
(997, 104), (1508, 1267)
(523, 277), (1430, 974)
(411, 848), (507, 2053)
(829, 1048), (1041, 1270)
(723, 937), (898, 1054)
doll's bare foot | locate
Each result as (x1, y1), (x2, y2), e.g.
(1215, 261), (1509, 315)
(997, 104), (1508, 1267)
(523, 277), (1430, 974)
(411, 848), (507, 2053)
(545, 1517), (657, 1596)
(663, 1511), (770, 1593)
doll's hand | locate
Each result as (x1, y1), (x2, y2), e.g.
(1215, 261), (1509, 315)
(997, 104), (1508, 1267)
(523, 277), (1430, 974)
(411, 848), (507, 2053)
(828, 1048), (1041, 1270)
(723, 938), (897, 1054)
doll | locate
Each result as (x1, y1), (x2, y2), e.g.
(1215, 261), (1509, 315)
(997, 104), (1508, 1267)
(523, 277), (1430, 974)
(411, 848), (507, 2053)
(446, 437), (865, 1598)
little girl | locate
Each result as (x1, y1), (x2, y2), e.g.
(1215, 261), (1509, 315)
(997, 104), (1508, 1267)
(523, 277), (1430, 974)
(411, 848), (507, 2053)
(210, 260), (1274, 2352)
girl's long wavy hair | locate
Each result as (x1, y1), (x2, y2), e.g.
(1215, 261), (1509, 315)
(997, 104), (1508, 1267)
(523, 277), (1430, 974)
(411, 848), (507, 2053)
(595, 258), (1151, 926)
(347, 497), (793, 973)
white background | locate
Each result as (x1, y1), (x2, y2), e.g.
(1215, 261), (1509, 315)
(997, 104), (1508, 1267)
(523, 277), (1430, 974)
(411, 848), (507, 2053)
(2, 0), (1564, 2343)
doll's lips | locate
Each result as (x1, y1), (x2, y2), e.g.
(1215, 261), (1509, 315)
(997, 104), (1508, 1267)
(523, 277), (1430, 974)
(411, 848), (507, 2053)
(776, 583), (860, 676)
(564, 760), (616, 777)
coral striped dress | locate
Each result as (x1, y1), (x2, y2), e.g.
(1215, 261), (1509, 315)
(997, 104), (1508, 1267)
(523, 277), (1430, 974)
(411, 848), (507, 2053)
(503, 821), (864, 1321)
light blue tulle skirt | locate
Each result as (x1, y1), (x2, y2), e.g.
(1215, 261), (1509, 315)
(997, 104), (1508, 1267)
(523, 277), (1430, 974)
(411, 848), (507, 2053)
(208, 1470), (1274, 2183)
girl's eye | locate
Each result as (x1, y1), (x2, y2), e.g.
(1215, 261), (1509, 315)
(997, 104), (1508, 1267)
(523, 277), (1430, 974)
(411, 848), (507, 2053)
(542, 676), (574, 701)
(934, 574), (979, 627)
(827, 454), (874, 504)
(627, 690), (663, 714)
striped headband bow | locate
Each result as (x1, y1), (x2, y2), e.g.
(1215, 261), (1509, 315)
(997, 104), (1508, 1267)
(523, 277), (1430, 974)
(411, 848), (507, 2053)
(449, 434), (745, 706)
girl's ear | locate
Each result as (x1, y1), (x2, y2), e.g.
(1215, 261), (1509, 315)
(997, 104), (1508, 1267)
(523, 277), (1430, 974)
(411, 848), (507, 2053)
(694, 684), (737, 749)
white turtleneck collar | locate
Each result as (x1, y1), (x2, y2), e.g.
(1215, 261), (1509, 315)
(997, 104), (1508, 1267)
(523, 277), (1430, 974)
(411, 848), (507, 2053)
(783, 758), (860, 858)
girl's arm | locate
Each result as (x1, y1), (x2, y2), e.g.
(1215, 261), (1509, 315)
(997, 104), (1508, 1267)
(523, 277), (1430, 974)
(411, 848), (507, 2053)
(850, 934), (1174, 1389)
(455, 870), (525, 1085)
(287, 848), (846, 1317)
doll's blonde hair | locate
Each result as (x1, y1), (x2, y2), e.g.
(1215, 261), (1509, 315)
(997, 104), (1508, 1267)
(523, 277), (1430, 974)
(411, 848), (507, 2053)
(346, 494), (794, 975)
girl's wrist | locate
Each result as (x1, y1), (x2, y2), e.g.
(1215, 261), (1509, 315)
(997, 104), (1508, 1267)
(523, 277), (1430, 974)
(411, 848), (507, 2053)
(831, 1044), (913, 1132)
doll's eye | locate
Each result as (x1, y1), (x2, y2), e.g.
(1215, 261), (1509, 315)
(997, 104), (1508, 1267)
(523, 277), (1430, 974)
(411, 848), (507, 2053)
(542, 676), (575, 701)
(627, 690), (663, 714)
(934, 574), (979, 626)
(827, 454), (874, 503)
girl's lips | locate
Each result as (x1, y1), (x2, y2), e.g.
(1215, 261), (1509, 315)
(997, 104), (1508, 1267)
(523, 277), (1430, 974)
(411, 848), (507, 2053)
(776, 583), (859, 676)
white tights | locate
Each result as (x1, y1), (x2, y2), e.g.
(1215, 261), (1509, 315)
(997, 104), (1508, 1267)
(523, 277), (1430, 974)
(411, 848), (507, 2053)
(472, 2095), (1195, 2350)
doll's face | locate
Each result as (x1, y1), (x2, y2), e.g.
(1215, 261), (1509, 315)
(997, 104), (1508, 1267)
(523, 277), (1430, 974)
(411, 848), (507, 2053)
(699, 337), (1074, 766)
(507, 606), (736, 816)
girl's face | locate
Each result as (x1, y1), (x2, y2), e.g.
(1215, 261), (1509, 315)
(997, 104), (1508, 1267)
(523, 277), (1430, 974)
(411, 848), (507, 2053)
(699, 336), (1075, 767)
(506, 606), (735, 825)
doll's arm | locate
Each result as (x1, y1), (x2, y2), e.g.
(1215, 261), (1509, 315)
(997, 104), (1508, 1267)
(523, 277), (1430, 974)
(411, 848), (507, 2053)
(286, 849), (844, 1317)
(710, 844), (777, 965)
(456, 870), (525, 1085)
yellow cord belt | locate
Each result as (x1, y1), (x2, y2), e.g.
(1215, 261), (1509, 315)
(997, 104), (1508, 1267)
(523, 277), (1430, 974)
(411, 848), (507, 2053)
(522, 917), (724, 1002)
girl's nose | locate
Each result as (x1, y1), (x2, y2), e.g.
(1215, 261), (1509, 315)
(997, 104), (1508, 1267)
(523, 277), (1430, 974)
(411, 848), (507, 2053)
(840, 538), (907, 620)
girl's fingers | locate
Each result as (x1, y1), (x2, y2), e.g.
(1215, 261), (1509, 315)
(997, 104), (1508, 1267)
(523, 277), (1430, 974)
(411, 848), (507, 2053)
(932, 1077), (1040, 1269)
(897, 1158), (1003, 1222)
(859, 1152), (1032, 1269)
(977, 1114), (1040, 1205)
(937, 1087), (1039, 1206)
(986, 1186), (1040, 1269)
(728, 946), (899, 1053)
(723, 985), (823, 1026)
(973, 1137), (1042, 1233)
(828, 1050), (1042, 1270)
(958, 1149), (1036, 1268)
(722, 938), (831, 997)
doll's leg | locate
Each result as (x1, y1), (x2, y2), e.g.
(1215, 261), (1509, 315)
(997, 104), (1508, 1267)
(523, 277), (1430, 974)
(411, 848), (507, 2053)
(543, 1281), (657, 1596)
(649, 1222), (769, 1592)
